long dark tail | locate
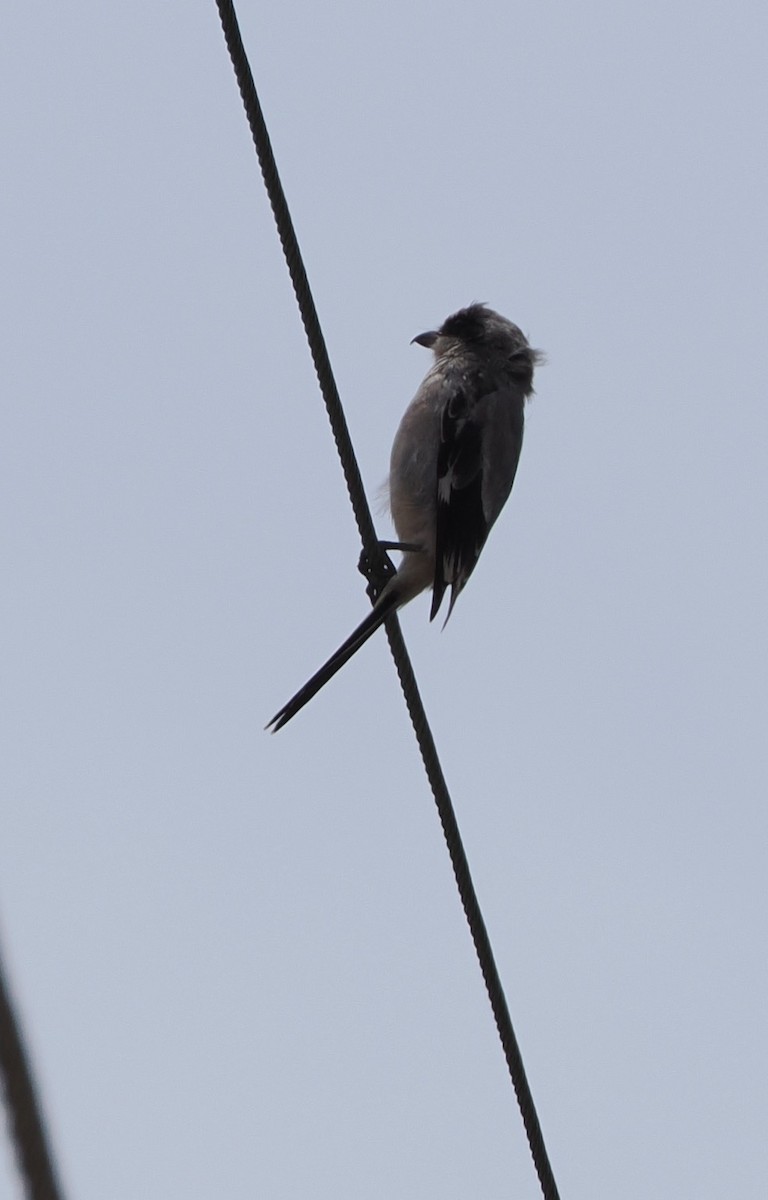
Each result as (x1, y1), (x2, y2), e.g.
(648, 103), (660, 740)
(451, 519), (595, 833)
(266, 590), (400, 732)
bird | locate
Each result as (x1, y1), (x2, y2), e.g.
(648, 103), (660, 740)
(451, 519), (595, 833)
(267, 303), (541, 731)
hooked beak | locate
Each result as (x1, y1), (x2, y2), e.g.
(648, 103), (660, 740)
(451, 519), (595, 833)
(411, 330), (439, 349)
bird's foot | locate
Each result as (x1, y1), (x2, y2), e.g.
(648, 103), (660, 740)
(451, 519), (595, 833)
(357, 542), (396, 603)
(358, 541), (423, 603)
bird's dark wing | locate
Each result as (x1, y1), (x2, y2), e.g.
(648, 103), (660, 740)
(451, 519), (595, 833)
(430, 385), (524, 622)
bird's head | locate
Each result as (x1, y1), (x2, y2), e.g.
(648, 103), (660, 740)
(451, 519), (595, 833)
(412, 303), (542, 378)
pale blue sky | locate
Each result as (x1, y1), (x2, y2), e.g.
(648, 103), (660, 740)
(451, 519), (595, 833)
(2, 2), (768, 1197)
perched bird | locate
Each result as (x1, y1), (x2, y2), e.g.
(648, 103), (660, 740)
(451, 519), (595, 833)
(267, 303), (541, 731)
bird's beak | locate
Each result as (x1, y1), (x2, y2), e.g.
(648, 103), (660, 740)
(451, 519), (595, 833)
(411, 330), (439, 349)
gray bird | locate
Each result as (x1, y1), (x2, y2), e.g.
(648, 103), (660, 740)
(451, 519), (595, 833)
(267, 303), (541, 731)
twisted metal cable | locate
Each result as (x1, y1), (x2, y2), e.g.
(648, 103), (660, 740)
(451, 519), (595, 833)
(214, 2), (378, 559)
(0, 937), (66, 1200)
(383, 618), (559, 1199)
(215, 5), (561, 1196)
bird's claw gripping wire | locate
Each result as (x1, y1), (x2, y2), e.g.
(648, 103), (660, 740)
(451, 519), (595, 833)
(357, 540), (421, 604)
(357, 541), (395, 603)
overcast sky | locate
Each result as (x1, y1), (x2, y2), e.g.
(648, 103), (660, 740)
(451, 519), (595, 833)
(2, 2), (768, 1198)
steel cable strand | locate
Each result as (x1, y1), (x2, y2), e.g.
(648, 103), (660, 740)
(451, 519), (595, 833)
(0, 940), (65, 1200)
(215, 0), (379, 559)
(384, 618), (560, 1200)
(215, 5), (561, 1196)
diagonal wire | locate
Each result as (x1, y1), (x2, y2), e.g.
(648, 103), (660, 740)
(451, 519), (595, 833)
(0, 935), (66, 1200)
(214, 4), (561, 1198)
(383, 620), (558, 1198)
(212, 3), (378, 559)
